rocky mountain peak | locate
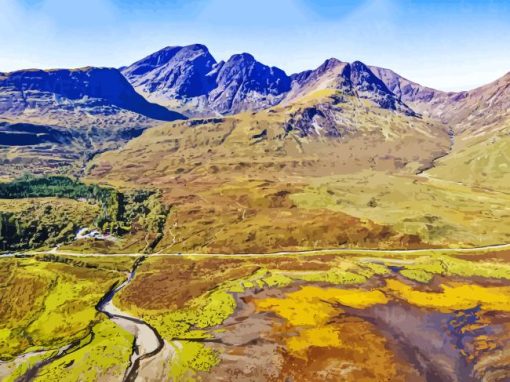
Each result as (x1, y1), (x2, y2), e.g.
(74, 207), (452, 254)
(120, 44), (421, 116)
(122, 44), (217, 98)
(348, 61), (392, 94)
(213, 53), (291, 95)
(206, 53), (292, 114)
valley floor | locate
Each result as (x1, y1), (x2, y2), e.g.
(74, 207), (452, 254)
(2, 247), (510, 381)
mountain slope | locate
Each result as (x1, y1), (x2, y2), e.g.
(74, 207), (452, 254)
(371, 66), (510, 133)
(369, 66), (448, 110)
(368, 69), (510, 191)
(443, 72), (510, 133)
(0, 67), (185, 178)
(86, 86), (456, 252)
(0, 67), (184, 123)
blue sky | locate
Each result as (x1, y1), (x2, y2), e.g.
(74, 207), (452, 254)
(1, 0), (509, 91)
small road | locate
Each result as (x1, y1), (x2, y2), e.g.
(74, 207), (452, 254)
(13, 242), (510, 259)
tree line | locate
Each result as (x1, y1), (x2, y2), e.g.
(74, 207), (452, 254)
(0, 175), (169, 251)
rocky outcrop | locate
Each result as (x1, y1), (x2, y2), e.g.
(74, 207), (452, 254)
(207, 53), (291, 114)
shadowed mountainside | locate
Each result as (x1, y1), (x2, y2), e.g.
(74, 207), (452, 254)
(0, 67), (185, 178)
(0, 67), (184, 122)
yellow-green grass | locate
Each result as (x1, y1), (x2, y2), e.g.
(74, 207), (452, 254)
(33, 319), (132, 382)
(168, 341), (219, 382)
(396, 255), (510, 282)
(290, 170), (510, 247)
(0, 257), (125, 360)
(427, 120), (510, 193)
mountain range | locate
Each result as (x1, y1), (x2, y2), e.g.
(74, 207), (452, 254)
(2, 43), (508, 130)
(3, 37), (510, 382)
(1, 43), (508, 180)
(120, 44), (417, 117)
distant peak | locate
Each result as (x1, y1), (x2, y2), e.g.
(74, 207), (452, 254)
(8, 66), (119, 76)
(323, 57), (343, 66)
(126, 44), (214, 71)
(159, 43), (209, 52)
(228, 53), (256, 62)
(350, 60), (370, 70)
(167, 43), (211, 53)
(185, 43), (210, 51)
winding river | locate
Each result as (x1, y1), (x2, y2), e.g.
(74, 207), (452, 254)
(7, 255), (167, 382)
(95, 256), (165, 382)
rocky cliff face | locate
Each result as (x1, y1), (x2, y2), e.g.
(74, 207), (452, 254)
(122, 46), (292, 116)
(121, 44), (217, 99)
(207, 53), (292, 114)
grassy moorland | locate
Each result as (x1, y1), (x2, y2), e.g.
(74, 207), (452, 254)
(110, 250), (510, 381)
(289, 170), (510, 247)
(3, 91), (508, 255)
(2, 248), (510, 381)
(0, 255), (137, 381)
(426, 117), (510, 193)
(82, 91), (510, 253)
